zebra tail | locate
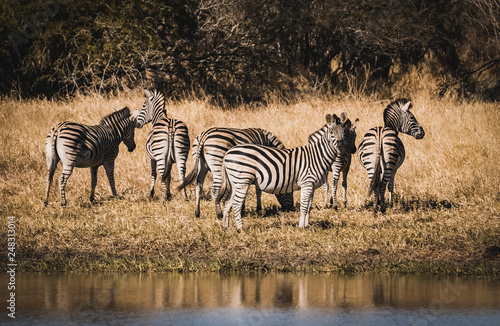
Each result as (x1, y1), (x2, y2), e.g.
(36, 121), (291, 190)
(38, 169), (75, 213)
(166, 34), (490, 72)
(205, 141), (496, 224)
(176, 136), (203, 191)
(368, 137), (382, 197)
(215, 163), (229, 204)
(45, 126), (59, 171)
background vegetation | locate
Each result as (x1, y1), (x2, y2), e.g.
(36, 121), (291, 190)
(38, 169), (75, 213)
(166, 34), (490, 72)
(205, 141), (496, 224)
(1, 0), (499, 101)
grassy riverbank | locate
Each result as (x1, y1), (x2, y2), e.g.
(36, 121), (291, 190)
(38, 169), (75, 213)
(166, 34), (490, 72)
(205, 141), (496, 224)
(1, 89), (499, 275)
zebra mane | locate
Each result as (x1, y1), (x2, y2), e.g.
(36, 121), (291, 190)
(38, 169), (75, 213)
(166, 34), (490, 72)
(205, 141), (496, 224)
(261, 129), (285, 149)
(100, 107), (131, 126)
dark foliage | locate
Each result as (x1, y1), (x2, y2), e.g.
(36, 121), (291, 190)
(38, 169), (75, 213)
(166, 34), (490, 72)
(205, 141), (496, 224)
(1, 0), (498, 100)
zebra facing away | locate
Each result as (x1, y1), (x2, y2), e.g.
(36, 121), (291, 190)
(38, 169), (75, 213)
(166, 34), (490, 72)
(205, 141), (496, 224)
(136, 89), (190, 201)
(308, 112), (358, 209)
(358, 99), (425, 212)
(44, 107), (138, 206)
(218, 114), (354, 230)
(177, 127), (294, 219)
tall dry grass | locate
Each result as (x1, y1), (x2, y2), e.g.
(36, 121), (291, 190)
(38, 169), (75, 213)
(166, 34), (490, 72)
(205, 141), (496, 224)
(0, 76), (499, 274)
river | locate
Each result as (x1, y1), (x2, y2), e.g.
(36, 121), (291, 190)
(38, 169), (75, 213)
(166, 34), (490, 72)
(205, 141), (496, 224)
(1, 272), (499, 325)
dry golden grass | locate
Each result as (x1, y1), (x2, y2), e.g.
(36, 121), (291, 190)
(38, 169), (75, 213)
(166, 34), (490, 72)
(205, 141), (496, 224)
(0, 86), (499, 274)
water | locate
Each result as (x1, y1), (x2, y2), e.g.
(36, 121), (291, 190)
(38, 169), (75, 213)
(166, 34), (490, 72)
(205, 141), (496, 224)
(1, 273), (499, 325)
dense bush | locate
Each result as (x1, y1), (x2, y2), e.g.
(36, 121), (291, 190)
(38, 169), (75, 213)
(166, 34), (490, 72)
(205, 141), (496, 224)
(1, 0), (498, 100)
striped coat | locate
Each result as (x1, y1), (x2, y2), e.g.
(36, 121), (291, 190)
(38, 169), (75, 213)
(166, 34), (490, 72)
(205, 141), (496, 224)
(44, 107), (137, 206)
(218, 114), (353, 230)
(308, 113), (358, 208)
(177, 127), (293, 218)
(136, 89), (190, 200)
(358, 99), (425, 212)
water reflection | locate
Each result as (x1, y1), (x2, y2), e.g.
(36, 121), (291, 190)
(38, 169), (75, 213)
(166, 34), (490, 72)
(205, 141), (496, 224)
(4, 273), (499, 313)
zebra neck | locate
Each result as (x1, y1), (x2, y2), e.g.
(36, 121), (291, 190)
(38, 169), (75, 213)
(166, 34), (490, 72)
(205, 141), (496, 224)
(383, 108), (402, 132)
(151, 110), (166, 125)
(310, 137), (337, 169)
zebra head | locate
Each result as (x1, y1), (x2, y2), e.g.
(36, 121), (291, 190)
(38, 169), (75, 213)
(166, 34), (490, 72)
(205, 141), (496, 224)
(399, 101), (425, 139)
(384, 99), (425, 139)
(136, 89), (165, 128)
(325, 114), (345, 152)
(124, 110), (139, 152)
(340, 112), (358, 154)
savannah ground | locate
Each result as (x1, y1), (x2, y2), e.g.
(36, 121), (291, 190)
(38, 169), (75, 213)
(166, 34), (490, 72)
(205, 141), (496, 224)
(1, 86), (499, 275)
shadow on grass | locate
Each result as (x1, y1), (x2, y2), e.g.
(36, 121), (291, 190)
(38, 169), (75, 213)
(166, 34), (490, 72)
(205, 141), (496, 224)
(361, 194), (459, 213)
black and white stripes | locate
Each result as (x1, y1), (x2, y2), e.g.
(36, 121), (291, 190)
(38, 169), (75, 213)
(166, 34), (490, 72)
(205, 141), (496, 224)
(44, 107), (137, 206)
(136, 90), (190, 200)
(177, 127), (293, 218)
(218, 114), (354, 230)
(358, 99), (425, 212)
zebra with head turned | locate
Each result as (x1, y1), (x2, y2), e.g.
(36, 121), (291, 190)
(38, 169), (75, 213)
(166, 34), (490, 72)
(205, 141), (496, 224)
(44, 107), (138, 206)
(308, 112), (358, 209)
(136, 89), (190, 201)
(217, 113), (354, 230)
(177, 127), (294, 219)
(358, 98), (425, 212)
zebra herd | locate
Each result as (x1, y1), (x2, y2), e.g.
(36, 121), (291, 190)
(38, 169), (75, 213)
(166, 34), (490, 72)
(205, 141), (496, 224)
(44, 90), (425, 230)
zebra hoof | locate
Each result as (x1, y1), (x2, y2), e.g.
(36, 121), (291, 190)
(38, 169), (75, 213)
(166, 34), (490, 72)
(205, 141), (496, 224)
(195, 211), (200, 219)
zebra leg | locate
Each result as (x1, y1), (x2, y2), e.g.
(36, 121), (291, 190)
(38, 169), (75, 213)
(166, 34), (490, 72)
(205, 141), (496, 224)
(299, 183), (314, 228)
(161, 161), (173, 201)
(103, 160), (118, 197)
(388, 170), (397, 207)
(323, 182), (330, 208)
(44, 161), (59, 207)
(256, 187), (262, 214)
(150, 159), (157, 198)
(89, 166), (99, 202)
(378, 171), (392, 213)
(331, 173), (340, 210)
(341, 167), (350, 208)
(195, 164), (208, 218)
(232, 184), (250, 231)
(177, 164), (188, 201)
(212, 173), (224, 219)
(59, 164), (75, 206)
(222, 186), (234, 229)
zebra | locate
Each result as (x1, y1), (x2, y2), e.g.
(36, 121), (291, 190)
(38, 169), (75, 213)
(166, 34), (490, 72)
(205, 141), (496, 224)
(218, 113), (354, 230)
(44, 107), (138, 206)
(358, 99), (425, 212)
(177, 127), (294, 219)
(135, 89), (190, 201)
(308, 112), (358, 209)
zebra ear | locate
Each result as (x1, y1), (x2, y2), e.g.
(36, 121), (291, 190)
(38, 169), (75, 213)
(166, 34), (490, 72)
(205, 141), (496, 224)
(325, 114), (332, 124)
(352, 118), (359, 129)
(332, 114), (340, 124)
(340, 112), (348, 123)
(144, 89), (152, 98)
(401, 101), (411, 112)
(343, 119), (352, 129)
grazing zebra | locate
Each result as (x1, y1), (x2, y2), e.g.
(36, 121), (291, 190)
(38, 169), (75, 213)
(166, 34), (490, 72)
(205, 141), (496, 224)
(136, 89), (190, 200)
(308, 112), (358, 208)
(177, 127), (294, 219)
(218, 114), (353, 230)
(358, 99), (425, 212)
(44, 107), (138, 206)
